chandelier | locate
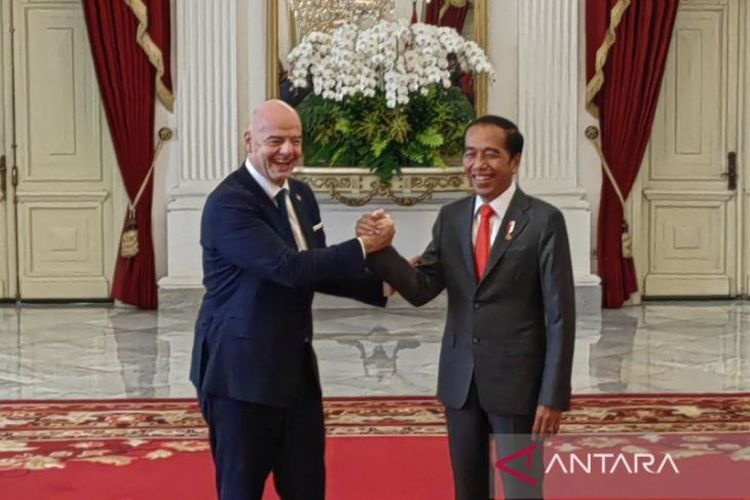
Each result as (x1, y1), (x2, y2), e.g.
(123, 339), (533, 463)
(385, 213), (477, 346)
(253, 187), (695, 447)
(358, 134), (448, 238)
(288, 0), (396, 36)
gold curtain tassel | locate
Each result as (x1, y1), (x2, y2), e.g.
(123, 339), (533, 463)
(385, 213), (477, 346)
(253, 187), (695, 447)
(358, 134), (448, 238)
(120, 209), (140, 258)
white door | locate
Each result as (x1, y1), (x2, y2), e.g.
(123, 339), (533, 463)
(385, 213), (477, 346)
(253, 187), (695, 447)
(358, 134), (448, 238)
(637, 0), (741, 297)
(3, 0), (126, 300)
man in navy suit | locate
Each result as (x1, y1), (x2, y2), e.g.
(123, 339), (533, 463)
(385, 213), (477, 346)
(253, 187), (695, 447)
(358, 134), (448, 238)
(190, 100), (393, 500)
(359, 116), (576, 499)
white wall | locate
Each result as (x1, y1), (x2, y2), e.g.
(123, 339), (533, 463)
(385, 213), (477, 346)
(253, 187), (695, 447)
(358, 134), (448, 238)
(150, 0), (178, 281)
(152, 105), (176, 280)
(487, 0), (519, 122)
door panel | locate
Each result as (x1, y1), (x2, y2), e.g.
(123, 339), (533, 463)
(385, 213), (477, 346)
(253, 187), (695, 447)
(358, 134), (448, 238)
(641, 0), (740, 297)
(651, 11), (723, 180)
(644, 192), (733, 295)
(25, 11), (102, 181)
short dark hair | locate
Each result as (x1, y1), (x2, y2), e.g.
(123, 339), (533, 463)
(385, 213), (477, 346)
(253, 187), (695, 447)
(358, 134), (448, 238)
(464, 115), (524, 157)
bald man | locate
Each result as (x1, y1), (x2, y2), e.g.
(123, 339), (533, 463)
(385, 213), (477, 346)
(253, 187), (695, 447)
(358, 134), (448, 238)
(190, 100), (393, 500)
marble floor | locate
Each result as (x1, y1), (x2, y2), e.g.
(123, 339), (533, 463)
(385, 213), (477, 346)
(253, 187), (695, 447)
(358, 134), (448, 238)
(0, 300), (748, 400)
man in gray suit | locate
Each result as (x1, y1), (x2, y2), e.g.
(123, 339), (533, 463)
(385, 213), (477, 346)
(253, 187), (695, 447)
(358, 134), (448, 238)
(358, 116), (576, 499)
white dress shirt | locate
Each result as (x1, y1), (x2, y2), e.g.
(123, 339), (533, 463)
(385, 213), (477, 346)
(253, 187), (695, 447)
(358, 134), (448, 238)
(246, 159), (308, 250)
(472, 181), (517, 247)
(246, 159), (368, 258)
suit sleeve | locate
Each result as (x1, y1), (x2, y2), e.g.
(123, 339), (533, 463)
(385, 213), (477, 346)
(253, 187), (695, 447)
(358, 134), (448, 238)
(311, 213), (387, 307)
(366, 209), (446, 307)
(205, 189), (365, 289)
(315, 272), (388, 307)
(281, 182), (386, 306)
(536, 209), (576, 411)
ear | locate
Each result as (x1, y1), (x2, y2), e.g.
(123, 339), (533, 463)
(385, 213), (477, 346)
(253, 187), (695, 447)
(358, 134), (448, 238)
(243, 130), (253, 155)
(510, 153), (522, 174)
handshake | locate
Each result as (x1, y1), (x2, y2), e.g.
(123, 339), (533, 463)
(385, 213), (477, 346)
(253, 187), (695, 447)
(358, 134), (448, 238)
(357, 209), (395, 254)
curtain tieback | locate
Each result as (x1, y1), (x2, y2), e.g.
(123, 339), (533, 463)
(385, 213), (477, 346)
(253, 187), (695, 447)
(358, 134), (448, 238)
(585, 125), (632, 259)
(120, 127), (173, 258)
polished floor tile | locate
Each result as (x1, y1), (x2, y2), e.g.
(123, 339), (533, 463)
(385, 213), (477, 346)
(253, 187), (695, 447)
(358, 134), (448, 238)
(0, 300), (749, 400)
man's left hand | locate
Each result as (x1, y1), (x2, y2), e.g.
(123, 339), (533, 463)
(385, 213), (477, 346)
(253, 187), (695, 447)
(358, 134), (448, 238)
(532, 405), (562, 438)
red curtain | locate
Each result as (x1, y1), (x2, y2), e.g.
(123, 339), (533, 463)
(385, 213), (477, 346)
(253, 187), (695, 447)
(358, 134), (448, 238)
(82, 0), (172, 309)
(425, 1), (471, 100)
(586, 0), (679, 308)
(425, 0), (468, 33)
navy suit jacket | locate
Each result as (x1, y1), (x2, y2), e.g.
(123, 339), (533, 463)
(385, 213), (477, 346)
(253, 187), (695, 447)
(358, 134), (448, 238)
(190, 166), (386, 407)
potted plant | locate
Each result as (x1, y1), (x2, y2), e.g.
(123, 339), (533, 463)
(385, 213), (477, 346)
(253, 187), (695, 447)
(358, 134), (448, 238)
(286, 20), (494, 205)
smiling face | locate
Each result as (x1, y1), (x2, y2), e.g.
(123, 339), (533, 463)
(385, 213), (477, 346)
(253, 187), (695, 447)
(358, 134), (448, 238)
(244, 100), (302, 186)
(463, 124), (521, 202)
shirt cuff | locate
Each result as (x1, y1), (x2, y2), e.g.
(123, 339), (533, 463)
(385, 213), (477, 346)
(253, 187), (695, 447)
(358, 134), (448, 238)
(357, 237), (367, 259)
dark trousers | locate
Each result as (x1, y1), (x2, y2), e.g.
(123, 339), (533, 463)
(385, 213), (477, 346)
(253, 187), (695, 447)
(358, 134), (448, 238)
(445, 380), (544, 500)
(199, 348), (324, 500)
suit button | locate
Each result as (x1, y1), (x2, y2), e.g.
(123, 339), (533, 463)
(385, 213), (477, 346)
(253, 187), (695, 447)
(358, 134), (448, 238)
(473, 302), (481, 310)
(472, 337), (480, 344)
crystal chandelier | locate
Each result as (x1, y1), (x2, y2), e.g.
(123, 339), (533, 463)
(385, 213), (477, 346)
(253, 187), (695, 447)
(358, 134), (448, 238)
(289, 0), (395, 36)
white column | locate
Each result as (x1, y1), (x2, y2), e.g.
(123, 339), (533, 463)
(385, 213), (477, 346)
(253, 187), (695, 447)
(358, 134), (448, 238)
(516, 0), (600, 311)
(180, 2), (239, 184)
(518, 0), (578, 191)
(159, 0), (244, 289)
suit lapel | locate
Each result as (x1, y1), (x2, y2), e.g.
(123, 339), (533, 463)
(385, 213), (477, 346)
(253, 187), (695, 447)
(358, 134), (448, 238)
(234, 165), (290, 239)
(459, 197), (478, 278)
(479, 188), (531, 285)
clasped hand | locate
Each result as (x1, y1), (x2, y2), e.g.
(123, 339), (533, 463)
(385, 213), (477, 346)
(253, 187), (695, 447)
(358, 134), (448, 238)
(356, 209), (395, 254)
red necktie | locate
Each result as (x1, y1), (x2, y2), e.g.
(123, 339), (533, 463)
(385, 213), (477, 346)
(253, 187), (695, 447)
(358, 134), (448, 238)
(474, 204), (494, 280)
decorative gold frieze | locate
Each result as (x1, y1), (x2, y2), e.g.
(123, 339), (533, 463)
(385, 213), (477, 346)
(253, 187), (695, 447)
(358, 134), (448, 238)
(294, 167), (471, 207)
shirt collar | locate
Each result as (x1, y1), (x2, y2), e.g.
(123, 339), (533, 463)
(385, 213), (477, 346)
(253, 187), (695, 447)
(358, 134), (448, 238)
(474, 181), (516, 217)
(245, 158), (290, 201)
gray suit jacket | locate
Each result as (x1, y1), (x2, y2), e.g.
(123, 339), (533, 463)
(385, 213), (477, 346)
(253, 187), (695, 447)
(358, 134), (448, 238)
(367, 188), (575, 415)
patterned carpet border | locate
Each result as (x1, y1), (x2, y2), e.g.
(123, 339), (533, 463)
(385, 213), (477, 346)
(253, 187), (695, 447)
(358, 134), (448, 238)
(1, 394), (749, 472)
(1, 393), (748, 440)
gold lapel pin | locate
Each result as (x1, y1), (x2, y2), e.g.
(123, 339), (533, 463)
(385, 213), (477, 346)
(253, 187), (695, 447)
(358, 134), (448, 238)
(505, 220), (516, 241)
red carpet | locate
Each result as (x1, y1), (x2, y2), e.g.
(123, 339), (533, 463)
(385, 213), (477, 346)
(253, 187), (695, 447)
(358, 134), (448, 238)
(0, 394), (748, 499)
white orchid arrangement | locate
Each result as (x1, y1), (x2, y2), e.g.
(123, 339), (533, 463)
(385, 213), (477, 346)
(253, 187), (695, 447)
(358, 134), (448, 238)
(287, 19), (494, 108)
(286, 19), (494, 179)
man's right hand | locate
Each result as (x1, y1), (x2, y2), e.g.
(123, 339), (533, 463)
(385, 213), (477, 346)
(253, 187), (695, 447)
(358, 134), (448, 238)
(356, 209), (385, 237)
(358, 209), (395, 254)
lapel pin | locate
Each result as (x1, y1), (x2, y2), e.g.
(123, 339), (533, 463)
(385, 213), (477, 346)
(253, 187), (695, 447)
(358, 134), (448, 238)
(295, 193), (302, 202)
(505, 220), (516, 241)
